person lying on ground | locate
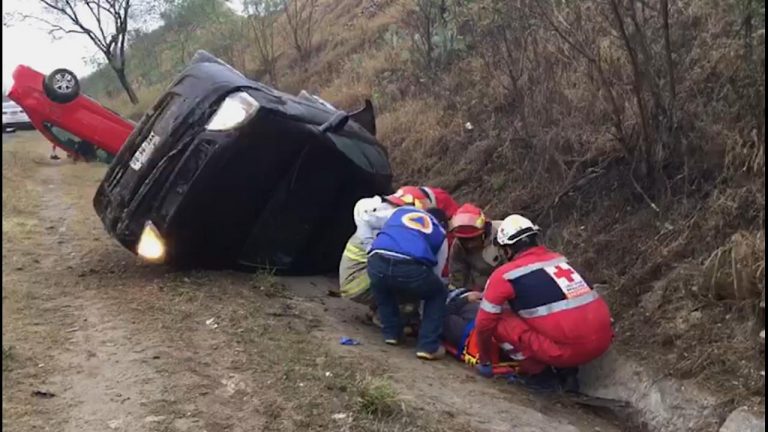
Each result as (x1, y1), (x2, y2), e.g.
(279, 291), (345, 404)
(448, 204), (505, 292)
(442, 289), (523, 375)
(367, 205), (449, 360)
(473, 215), (614, 392)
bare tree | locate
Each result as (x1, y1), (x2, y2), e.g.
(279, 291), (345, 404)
(21, 0), (150, 104)
(402, 0), (467, 72)
(244, 0), (281, 83)
(162, 0), (226, 67)
(162, 2), (200, 66)
(282, 0), (319, 61)
(403, 0), (439, 69)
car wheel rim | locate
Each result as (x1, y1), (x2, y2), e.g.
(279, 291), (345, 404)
(53, 73), (75, 93)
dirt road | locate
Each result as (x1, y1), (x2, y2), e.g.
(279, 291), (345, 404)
(2, 132), (621, 432)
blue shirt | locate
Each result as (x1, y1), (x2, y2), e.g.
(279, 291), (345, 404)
(370, 207), (446, 267)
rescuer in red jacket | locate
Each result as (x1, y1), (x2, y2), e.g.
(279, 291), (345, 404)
(474, 214), (613, 391)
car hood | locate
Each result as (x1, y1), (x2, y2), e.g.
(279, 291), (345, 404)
(171, 50), (391, 177)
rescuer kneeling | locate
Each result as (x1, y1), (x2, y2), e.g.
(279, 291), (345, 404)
(473, 215), (614, 392)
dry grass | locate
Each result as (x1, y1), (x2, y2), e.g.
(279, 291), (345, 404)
(100, 270), (465, 432)
(356, 376), (403, 418)
(376, 98), (456, 182)
(79, 0), (764, 409)
(2, 135), (94, 427)
(99, 84), (166, 121)
(2, 346), (15, 373)
(702, 230), (765, 301)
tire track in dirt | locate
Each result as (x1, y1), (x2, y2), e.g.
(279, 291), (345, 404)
(3, 136), (268, 432)
(285, 277), (621, 432)
(3, 133), (621, 432)
(6, 155), (169, 432)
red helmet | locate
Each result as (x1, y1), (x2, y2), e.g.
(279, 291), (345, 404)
(384, 186), (431, 209)
(422, 187), (459, 218)
(449, 204), (487, 238)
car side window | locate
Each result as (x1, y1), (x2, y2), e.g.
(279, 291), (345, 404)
(42, 122), (84, 150)
(42, 121), (97, 157)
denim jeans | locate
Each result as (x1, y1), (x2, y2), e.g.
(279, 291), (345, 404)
(367, 253), (448, 353)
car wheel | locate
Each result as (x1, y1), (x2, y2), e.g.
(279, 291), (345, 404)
(43, 68), (80, 104)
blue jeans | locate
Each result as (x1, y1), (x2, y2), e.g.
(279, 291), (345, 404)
(367, 253), (447, 353)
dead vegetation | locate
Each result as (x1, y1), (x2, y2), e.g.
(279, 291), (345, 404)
(356, 376), (403, 417)
(2, 134), (481, 432)
(82, 0), (765, 409)
(2, 346), (15, 373)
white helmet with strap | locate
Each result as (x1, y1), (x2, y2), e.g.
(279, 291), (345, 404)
(496, 214), (540, 246)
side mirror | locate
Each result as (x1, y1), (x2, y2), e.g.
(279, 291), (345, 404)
(319, 111), (350, 133)
(349, 99), (376, 136)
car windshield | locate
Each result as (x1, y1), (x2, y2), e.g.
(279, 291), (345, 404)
(43, 123), (87, 152)
(327, 132), (391, 175)
(43, 122), (113, 163)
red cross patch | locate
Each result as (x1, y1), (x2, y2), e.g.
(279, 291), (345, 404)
(545, 263), (590, 298)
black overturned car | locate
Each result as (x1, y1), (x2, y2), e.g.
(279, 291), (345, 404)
(93, 51), (393, 274)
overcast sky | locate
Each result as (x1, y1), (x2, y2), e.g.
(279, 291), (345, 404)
(2, 0), (247, 92)
(2, 0), (102, 91)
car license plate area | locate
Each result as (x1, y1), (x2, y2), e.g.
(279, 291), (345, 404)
(130, 132), (160, 171)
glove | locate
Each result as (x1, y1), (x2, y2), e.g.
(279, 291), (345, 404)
(475, 363), (494, 378)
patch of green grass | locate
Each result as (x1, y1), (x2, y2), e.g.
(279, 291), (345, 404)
(3, 345), (15, 372)
(356, 376), (403, 418)
(250, 268), (286, 298)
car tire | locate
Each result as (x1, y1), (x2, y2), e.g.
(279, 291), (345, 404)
(43, 68), (80, 104)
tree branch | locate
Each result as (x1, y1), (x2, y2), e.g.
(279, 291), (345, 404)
(29, 0), (140, 104)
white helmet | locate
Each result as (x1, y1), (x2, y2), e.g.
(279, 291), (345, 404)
(496, 214), (540, 246)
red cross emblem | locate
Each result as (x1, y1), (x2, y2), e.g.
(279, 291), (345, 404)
(552, 265), (576, 283)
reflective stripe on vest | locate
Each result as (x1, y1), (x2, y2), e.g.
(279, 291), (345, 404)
(343, 242), (367, 263)
(341, 272), (370, 298)
(517, 290), (600, 318)
(499, 342), (527, 360)
(480, 299), (503, 314)
(503, 257), (568, 280)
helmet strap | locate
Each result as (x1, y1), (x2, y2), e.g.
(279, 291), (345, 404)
(500, 245), (516, 261)
(508, 234), (539, 257)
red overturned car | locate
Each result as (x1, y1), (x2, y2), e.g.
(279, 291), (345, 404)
(7, 65), (134, 162)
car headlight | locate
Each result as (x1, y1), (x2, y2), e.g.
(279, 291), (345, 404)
(205, 91), (260, 131)
(136, 221), (166, 262)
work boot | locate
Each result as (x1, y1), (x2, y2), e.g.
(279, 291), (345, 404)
(517, 367), (560, 392)
(366, 311), (382, 328)
(555, 367), (580, 393)
(365, 307), (383, 328)
(416, 345), (446, 361)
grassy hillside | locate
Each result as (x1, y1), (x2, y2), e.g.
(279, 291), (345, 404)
(83, 0), (765, 408)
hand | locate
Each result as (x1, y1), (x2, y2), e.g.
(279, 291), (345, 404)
(475, 363), (494, 378)
(466, 291), (483, 303)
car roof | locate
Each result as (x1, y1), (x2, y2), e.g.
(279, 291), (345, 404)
(3, 101), (20, 108)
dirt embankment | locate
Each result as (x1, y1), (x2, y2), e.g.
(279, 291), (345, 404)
(3, 134), (622, 431)
(88, 0), (764, 409)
